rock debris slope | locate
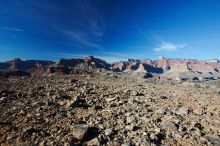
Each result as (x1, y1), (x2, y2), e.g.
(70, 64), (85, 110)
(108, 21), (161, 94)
(0, 72), (220, 146)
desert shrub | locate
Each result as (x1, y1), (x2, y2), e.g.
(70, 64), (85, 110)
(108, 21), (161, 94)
(212, 90), (220, 95)
(217, 90), (220, 95)
(194, 83), (201, 88)
(205, 85), (211, 89)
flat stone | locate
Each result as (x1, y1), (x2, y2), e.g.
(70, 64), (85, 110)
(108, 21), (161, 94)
(105, 97), (116, 102)
(65, 100), (74, 108)
(125, 122), (137, 131)
(193, 108), (203, 115)
(156, 108), (167, 115)
(126, 116), (135, 124)
(71, 125), (99, 142)
(160, 120), (178, 131)
(0, 96), (10, 103)
(200, 137), (208, 144)
(71, 124), (88, 140)
(86, 137), (100, 146)
(204, 135), (220, 146)
(104, 128), (113, 136)
(130, 91), (138, 96)
(150, 133), (155, 139)
(176, 106), (189, 116)
(121, 142), (130, 146)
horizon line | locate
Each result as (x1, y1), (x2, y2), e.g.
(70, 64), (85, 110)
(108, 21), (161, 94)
(0, 56), (219, 64)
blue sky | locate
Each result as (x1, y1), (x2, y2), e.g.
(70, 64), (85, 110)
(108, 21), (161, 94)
(0, 0), (220, 62)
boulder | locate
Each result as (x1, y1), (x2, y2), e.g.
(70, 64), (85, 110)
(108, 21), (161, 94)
(176, 106), (189, 116)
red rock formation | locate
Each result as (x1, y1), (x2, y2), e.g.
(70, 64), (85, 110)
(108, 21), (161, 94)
(186, 60), (214, 72)
(155, 56), (170, 71)
(111, 62), (127, 72)
(168, 60), (188, 72)
(134, 63), (147, 73)
(0, 56), (220, 80)
(84, 56), (110, 69)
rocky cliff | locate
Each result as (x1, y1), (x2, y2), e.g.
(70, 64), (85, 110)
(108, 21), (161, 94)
(0, 56), (220, 81)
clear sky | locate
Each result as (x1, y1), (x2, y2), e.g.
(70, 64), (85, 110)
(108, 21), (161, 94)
(0, 0), (220, 62)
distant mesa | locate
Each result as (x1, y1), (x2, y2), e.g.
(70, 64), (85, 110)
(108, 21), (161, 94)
(206, 59), (219, 63)
(1, 58), (54, 71)
(0, 56), (219, 82)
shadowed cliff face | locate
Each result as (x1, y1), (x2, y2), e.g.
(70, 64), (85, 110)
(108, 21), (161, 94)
(143, 64), (163, 74)
(0, 63), (10, 70)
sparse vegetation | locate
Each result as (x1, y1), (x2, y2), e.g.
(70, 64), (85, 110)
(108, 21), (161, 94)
(194, 83), (201, 88)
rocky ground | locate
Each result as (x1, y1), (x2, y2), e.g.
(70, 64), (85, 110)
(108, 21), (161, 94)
(0, 72), (220, 146)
